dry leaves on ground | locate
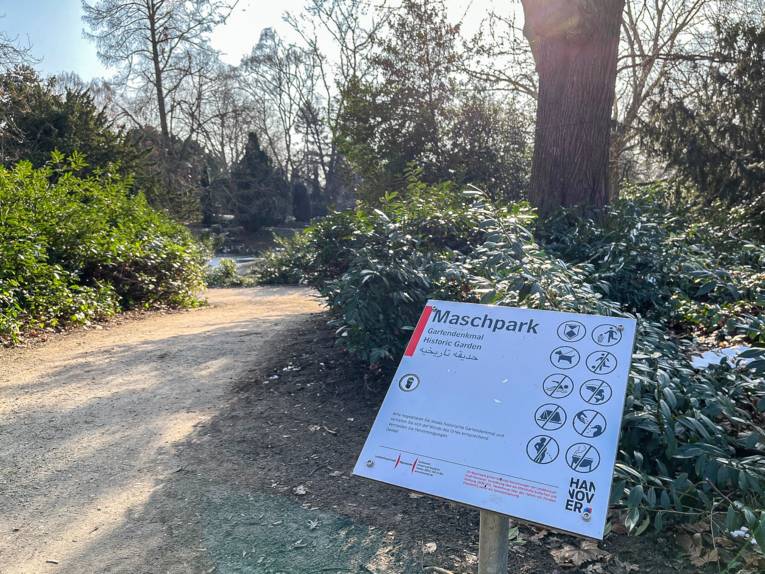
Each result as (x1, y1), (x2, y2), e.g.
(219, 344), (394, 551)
(550, 540), (610, 568)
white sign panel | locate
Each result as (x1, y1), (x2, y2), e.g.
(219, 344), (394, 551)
(353, 300), (637, 539)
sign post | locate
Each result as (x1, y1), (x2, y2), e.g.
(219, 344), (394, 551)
(478, 510), (509, 574)
(353, 300), (637, 563)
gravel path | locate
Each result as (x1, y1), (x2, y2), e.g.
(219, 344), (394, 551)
(0, 288), (323, 574)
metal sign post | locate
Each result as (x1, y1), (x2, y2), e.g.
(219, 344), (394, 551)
(478, 510), (509, 574)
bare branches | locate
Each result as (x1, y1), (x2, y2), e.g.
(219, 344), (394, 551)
(82, 0), (236, 141)
(0, 27), (35, 71)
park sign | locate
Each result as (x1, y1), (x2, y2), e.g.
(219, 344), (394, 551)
(353, 300), (637, 539)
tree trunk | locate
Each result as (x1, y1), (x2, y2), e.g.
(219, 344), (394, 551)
(147, 0), (170, 142)
(522, 0), (625, 214)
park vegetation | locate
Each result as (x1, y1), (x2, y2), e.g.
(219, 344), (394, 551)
(0, 0), (763, 569)
(0, 153), (205, 345)
(256, 178), (765, 569)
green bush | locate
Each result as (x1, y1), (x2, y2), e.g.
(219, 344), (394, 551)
(0, 157), (206, 344)
(257, 181), (764, 562)
(205, 258), (254, 288)
(538, 183), (765, 343)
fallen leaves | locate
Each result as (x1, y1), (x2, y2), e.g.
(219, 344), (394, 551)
(550, 540), (610, 568)
(677, 533), (719, 568)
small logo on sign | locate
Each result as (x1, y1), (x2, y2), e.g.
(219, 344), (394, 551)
(398, 374), (421, 392)
(565, 477), (596, 514)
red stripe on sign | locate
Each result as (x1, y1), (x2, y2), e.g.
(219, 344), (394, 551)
(404, 305), (433, 357)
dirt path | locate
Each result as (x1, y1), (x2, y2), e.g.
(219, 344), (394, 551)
(0, 288), (323, 574)
(0, 288), (695, 574)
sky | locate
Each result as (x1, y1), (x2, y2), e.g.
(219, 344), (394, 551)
(0, 0), (509, 80)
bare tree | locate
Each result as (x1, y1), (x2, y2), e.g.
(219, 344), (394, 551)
(284, 0), (388, 202)
(612, 0), (709, 187)
(465, 9), (538, 99)
(237, 28), (316, 182)
(0, 28), (34, 71)
(82, 0), (236, 141)
(0, 24), (36, 156)
(181, 59), (252, 168)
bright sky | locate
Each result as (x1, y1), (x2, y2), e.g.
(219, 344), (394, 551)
(0, 0), (511, 80)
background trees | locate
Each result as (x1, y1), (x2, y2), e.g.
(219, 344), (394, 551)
(644, 19), (765, 235)
(0, 0), (754, 231)
(82, 0), (235, 142)
(0, 67), (137, 170)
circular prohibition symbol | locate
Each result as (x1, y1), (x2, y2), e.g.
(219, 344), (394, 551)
(585, 350), (617, 375)
(398, 373), (420, 392)
(580, 379), (613, 405)
(566, 443), (601, 473)
(526, 435), (560, 464)
(534, 403), (567, 431)
(543, 373), (574, 398)
(573, 409), (607, 438)
(557, 320), (586, 343)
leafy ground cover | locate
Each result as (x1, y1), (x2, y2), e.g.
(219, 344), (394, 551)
(255, 181), (765, 571)
(0, 155), (206, 345)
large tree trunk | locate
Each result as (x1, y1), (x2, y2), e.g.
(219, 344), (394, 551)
(147, 0), (170, 142)
(522, 0), (625, 214)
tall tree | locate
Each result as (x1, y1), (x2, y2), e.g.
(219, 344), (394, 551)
(230, 132), (290, 231)
(522, 0), (626, 213)
(0, 67), (139, 171)
(82, 0), (235, 142)
(238, 28), (314, 184)
(472, 1), (725, 194)
(286, 0), (388, 207)
(644, 19), (765, 234)
(339, 0), (461, 199)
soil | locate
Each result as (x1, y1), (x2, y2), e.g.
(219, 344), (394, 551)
(0, 287), (701, 573)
